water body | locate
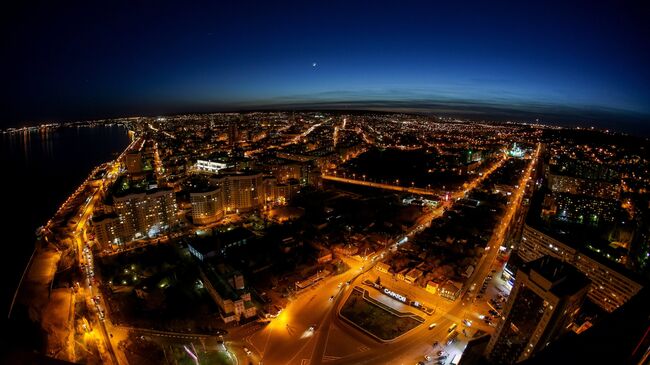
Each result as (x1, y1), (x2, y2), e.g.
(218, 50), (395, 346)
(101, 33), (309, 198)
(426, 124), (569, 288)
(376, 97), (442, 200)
(0, 125), (130, 317)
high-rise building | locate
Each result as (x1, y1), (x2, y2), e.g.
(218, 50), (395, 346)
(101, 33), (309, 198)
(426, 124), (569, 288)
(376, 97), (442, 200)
(93, 187), (178, 245)
(545, 157), (620, 200)
(485, 256), (590, 364)
(124, 151), (144, 175)
(123, 138), (156, 178)
(219, 172), (264, 212)
(92, 213), (124, 247)
(101, 187), (178, 244)
(188, 169), (300, 216)
(229, 122), (239, 147)
(273, 179), (300, 204)
(518, 223), (643, 312)
(547, 173), (620, 200)
(190, 186), (225, 225)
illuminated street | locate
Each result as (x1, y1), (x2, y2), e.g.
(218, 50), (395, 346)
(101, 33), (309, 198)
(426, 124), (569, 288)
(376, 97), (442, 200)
(4, 4), (649, 364)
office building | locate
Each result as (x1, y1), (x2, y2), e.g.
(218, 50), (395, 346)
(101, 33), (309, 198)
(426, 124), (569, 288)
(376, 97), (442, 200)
(195, 159), (230, 174)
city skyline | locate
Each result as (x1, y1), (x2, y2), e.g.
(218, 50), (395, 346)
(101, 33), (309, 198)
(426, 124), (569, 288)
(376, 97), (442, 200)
(3, 2), (650, 364)
(4, 113), (649, 365)
(4, 1), (650, 133)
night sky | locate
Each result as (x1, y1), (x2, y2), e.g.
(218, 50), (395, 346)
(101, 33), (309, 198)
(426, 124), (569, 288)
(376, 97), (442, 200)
(3, 1), (649, 130)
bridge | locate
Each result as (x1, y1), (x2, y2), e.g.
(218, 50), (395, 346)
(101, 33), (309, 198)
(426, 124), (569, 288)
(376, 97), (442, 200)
(321, 174), (441, 197)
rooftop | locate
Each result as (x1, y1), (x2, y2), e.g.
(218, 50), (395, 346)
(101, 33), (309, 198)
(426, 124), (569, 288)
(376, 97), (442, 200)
(525, 189), (641, 282)
(188, 227), (255, 256)
(525, 256), (590, 297)
(111, 174), (163, 198)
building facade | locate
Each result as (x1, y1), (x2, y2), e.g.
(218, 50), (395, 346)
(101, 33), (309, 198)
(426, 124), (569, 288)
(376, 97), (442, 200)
(195, 159), (230, 174)
(486, 256), (590, 364)
(547, 173), (620, 200)
(92, 213), (124, 247)
(190, 187), (225, 225)
(220, 172), (265, 212)
(94, 188), (178, 245)
(198, 267), (256, 323)
(518, 223), (642, 312)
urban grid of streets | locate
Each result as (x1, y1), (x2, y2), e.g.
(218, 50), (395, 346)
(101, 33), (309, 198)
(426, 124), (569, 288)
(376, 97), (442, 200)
(238, 145), (539, 365)
(16, 116), (540, 365)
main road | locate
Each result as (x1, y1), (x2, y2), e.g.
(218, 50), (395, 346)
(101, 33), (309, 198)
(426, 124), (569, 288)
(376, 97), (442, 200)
(321, 174), (440, 197)
(328, 144), (541, 365)
(242, 152), (525, 365)
(70, 139), (143, 365)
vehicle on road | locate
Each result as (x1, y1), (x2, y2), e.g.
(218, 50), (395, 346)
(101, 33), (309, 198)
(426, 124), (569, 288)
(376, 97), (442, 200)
(446, 331), (459, 345)
(244, 347), (252, 356)
(428, 323), (437, 330)
(447, 323), (457, 333)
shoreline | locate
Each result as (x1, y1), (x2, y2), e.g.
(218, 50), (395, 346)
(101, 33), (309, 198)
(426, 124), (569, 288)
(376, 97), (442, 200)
(5, 128), (133, 362)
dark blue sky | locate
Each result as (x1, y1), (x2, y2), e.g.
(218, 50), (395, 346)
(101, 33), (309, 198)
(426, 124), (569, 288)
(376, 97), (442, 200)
(3, 0), (649, 129)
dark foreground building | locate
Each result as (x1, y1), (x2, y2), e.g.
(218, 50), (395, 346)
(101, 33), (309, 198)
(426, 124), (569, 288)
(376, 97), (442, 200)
(486, 256), (590, 364)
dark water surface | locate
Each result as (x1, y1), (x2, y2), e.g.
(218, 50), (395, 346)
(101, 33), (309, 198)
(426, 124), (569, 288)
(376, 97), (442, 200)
(0, 125), (130, 317)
